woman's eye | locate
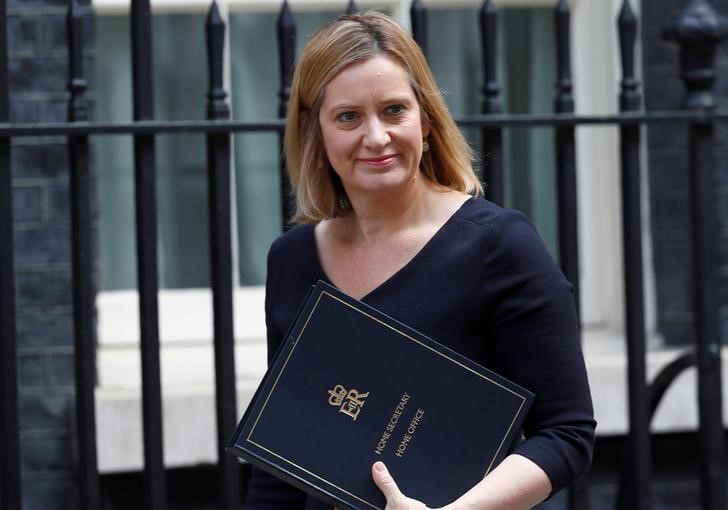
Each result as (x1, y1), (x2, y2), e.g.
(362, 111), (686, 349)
(336, 111), (359, 123)
(387, 104), (405, 115)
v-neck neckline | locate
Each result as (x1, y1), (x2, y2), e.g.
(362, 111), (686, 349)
(308, 197), (474, 302)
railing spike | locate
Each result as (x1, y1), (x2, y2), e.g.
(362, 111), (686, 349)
(478, 0), (504, 205)
(554, 0), (573, 113)
(480, 0), (500, 115)
(618, 0), (635, 21)
(478, 2), (500, 128)
(618, 0), (640, 111)
(277, 1), (295, 118)
(208, 0), (222, 24)
(206, 0), (228, 120)
(410, 0), (427, 57)
(663, 0), (728, 110)
(66, 0), (87, 122)
(618, 0), (637, 70)
(277, 0), (297, 227)
(346, 0), (359, 15)
(130, 0), (155, 120)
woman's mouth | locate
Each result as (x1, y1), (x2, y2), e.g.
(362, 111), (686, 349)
(359, 155), (397, 167)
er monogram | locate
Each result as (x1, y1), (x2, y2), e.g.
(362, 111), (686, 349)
(328, 384), (369, 420)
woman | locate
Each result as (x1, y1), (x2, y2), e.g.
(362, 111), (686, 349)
(246, 11), (595, 510)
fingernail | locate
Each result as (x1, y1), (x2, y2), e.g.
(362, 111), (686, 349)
(374, 462), (385, 472)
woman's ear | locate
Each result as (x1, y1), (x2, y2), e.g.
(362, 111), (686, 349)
(420, 110), (431, 138)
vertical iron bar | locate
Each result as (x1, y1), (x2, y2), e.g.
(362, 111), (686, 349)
(67, 2), (101, 509)
(277, 1), (295, 230)
(554, 0), (580, 313)
(205, 4), (239, 510)
(615, 2), (651, 510)
(479, 0), (504, 205)
(0, 0), (21, 508)
(689, 115), (728, 510)
(410, 0), (427, 58)
(663, 3), (728, 508)
(130, 1), (166, 509)
(554, 2), (589, 509)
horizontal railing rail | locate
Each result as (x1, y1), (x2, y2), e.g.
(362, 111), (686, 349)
(3, 109), (728, 138)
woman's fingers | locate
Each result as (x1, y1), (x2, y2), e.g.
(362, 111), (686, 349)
(372, 461), (432, 510)
(372, 461), (405, 508)
(372, 461), (403, 503)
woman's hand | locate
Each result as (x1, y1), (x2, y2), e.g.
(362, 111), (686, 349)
(371, 461), (442, 510)
(371, 454), (551, 510)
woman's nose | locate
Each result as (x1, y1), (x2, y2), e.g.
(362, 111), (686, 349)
(363, 118), (390, 149)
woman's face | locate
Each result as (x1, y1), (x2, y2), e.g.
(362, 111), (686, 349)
(318, 54), (430, 200)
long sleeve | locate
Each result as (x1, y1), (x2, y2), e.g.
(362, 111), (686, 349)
(481, 210), (595, 493)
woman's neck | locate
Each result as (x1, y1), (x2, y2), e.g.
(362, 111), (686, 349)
(342, 178), (443, 243)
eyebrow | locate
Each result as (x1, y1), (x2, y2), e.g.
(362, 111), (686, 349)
(327, 95), (415, 112)
(328, 103), (360, 112)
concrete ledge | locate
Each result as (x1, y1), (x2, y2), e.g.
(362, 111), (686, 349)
(585, 338), (728, 436)
(96, 380), (263, 472)
(96, 287), (268, 472)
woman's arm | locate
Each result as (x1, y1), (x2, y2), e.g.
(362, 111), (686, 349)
(371, 212), (591, 510)
(372, 454), (551, 510)
(482, 211), (595, 492)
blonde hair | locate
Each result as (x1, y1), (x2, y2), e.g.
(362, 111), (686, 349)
(285, 11), (482, 223)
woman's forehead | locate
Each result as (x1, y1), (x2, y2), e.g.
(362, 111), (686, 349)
(319, 55), (416, 105)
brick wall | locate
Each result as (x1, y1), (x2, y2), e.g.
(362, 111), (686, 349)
(7, 0), (93, 508)
(642, 0), (728, 346)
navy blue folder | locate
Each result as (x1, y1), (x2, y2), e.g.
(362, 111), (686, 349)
(227, 280), (534, 510)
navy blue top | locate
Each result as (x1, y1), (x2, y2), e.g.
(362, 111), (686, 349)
(245, 197), (596, 509)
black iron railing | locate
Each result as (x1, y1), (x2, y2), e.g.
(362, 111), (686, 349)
(67, 3), (100, 510)
(664, 4), (728, 509)
(616, 3), (651, 510)
(205, 4), (240, 509)
(1, 1), (727, 510)
(130, 1), (167, 507)
(618, 0), (643, 400)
